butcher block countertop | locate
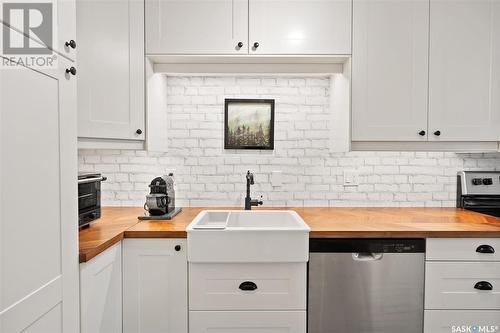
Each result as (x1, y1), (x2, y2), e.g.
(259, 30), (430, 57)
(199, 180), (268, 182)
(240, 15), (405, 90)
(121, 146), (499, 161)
(79, 206), (500, 262)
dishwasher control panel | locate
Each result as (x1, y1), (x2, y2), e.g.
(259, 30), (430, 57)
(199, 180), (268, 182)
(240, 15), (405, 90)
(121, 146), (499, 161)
(310, 239), (426, 253)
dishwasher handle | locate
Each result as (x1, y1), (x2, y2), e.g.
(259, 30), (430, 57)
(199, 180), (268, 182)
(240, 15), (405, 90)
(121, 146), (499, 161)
(352, 252), (384, 261)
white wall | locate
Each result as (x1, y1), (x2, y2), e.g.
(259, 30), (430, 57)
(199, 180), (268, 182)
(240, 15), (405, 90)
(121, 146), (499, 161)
(78, 76), (500, 208)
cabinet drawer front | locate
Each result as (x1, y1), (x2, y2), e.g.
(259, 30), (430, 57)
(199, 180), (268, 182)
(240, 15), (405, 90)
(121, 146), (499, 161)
(424, 310), (500, 333)
(425, 262), (500, 310)
(427, 238), (500, 261)
(189, 311), (306, 333)
(189, 263), (306, 310)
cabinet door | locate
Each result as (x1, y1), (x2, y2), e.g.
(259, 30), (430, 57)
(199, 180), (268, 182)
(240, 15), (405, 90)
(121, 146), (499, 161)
(57, 0), (77, 61)
(80, 242), (122, 333)
(425, 262), (500, 310)
(429, 0), (500, 141)
(1, 0), (76, 61)
(426, 238), (500, 262)
(424, 310), (500, 333)
(190, 311), (306, 333)
(77, 0), (145, 140)
(352, 0), (429, 141)
(145, 0), (248, 54)
(123, 239), (188, 333)
(249, 0), (351, 55)
(0, 55), (79, 332)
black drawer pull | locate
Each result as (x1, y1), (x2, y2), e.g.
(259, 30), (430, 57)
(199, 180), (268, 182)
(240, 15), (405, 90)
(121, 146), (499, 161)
(474, 281), (493, 291)
(239, 281), (257, 291)
(476, 245), (495, 254)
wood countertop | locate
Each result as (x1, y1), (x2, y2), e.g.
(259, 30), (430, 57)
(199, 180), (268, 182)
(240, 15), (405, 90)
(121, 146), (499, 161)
(79, 206), (500, 262)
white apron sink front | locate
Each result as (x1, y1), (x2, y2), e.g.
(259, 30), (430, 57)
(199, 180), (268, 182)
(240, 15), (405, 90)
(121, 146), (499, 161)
(187, 210), (310, 263)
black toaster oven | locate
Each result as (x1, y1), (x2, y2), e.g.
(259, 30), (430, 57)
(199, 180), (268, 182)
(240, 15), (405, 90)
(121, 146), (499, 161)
(78, 172), (106, 227)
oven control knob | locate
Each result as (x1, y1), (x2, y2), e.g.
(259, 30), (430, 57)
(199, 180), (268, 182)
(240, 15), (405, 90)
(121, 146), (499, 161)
(472, 178), (483, 185)
(483, 178), (493, 185)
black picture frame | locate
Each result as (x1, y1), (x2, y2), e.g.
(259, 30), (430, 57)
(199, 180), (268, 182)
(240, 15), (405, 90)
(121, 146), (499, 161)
(224, 98), (275, 150)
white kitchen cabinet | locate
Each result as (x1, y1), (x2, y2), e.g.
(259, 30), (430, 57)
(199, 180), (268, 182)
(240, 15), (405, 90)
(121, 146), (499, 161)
(80, 242), (122, 333)
(428, 0), (500, 141)
(424, 310), (500, 333)
(352, 0), (429, 141)
(190, 311), (307, 333)
(249, 0), (351, 55)
(57, 0), (77, 61)
(0, 51), (79, 332)
(2, 0), (76, 61)
(425, 262), (500, 310)
(145, 0), (248, 54)
(427, 238), (500, 261)
(145, 0), (351, 55)
(424, 238), (500, 332)
(123, 239), (188, 333)
(189, 263), (306, 311)
(77, 0), (145, 141)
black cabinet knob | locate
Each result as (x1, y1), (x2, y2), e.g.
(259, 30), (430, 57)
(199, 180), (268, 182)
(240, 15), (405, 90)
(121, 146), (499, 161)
(65, 40), (77, 49)
(65, 67), (77, 75)
(237, 41), (243, 48)
(476, 244), (495, 254)
(174, 245), (181, 252)
(253, 42), (259, 49)
(239, 281), (257, 291)
(474, 281), (493, 291)
(434, 130), (441, 136)
(135, 129), (142, 135)
(418, 130), (426, 136)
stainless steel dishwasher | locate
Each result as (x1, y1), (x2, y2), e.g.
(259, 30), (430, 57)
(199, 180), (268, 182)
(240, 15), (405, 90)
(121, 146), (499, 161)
(308, 239), (425, 333)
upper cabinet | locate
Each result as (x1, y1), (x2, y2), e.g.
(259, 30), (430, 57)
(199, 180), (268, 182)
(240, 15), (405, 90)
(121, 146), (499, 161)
(2, 0), (76, 61)
(428, 0), (500, 141)
(145, 0), (352, 55)
(352, 0), (429, 141)
(249, 0), (351, 55)
(77, 0), (145, 142)
(146, 0), (248, 54)
(57, 0), (77, 61)
(352, 0), (500, 143)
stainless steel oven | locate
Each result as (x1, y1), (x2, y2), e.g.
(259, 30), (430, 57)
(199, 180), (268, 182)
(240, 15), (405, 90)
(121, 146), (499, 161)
(78, 172), (106, 227)
(457, 171), (500, 217)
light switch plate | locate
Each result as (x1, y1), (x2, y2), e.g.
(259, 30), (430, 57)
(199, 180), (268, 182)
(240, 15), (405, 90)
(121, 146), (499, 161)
(343, 170), (359, 186)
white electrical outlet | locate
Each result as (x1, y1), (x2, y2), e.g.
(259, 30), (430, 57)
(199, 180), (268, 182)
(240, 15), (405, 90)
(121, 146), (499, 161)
(343, 170), (359, 186)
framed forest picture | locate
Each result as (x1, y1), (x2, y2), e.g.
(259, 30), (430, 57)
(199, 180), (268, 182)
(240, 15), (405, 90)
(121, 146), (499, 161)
(224, 99), (275, 150)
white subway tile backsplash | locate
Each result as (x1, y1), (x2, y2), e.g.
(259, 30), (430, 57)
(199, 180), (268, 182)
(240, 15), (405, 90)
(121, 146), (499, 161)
(79, 76), (500, 207)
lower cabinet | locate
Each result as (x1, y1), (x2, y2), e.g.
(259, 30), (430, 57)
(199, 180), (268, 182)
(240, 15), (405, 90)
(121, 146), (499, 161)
(424, 238), (500, 333)
(122, 238), (188, 333)
(425, 262), (500, 310)
(80, 242), (122, 333)
(189, 262), (307, 333)
(424, 310), (500, 333)
(189, 263), (306, 310)
(189, 311), (307, 333)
